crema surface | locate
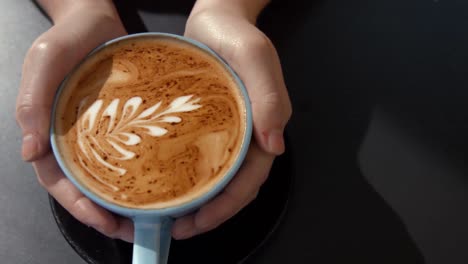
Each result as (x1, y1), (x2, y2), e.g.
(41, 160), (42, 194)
(54, 37), (246, 209)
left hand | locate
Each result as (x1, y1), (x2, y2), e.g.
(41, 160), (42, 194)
(15, 1), (133, 242)
(172, 7), (292, 239)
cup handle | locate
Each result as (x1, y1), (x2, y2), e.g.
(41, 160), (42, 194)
(132, 217), (173, 264)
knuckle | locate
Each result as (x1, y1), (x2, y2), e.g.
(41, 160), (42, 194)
(28, 39), (49, 56)
(224, 187), (245, 206)
(98, 225), (118, 238)
(251, 90), (283, 116)
(269, 90), (292, 124)
(69, 197), (93, 224)
(240, 32), (273, 53)
(27, 38), (52, 59)
(15, 103), (49, 131)
(225, 183), (259, 208)
(195, 217), (216, 233)
(25, 34), (69, 66)
(67, 196), (117, 236)
(15, 104), (33, 125)
(234, 33), (273, 63)
(29, 34), (67, 56)
(186, 9), (213, 31)
(262, 90), (282, 106)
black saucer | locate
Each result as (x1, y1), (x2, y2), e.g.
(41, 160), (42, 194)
(49, 147), (292, 264)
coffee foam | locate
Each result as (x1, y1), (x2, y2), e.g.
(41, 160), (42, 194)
(54, 37), (246, 209)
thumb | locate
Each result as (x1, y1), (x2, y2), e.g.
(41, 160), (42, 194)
(184, 13), (291, 155)
(16, 32), (78, 161)
(16, 16), (127, 161)
(230, 33), (292, 155)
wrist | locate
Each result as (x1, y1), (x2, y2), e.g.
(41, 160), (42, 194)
(190, 0), (270, 23)
(38, 0), (120, 24)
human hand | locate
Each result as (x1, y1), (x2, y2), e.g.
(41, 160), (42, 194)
(16, 1), (133, 241)
(172, 3), (292, 239)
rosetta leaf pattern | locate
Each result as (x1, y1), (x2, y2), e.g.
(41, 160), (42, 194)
(76, 95), (202, 176)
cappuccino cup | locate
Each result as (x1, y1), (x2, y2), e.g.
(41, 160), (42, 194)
(50, 33), (252, 264)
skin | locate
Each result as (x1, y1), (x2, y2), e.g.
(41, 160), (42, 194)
(16, 0), (292, 242)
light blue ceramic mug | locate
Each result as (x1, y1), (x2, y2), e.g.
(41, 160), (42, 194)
(50, 33), (252, 264)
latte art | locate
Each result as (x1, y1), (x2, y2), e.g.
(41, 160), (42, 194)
(76, 95), (202, 190)
(54, 37), (247, 209)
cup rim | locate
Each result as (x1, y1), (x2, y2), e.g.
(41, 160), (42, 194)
(49, 32), (253, 219)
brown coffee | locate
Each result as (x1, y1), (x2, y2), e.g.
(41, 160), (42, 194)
(54, 36), (247, 209)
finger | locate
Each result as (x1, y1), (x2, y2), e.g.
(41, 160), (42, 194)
(33, 152), (134, 242)
(172, 143), (273, 239)
(16, 29), (78, 161)
(233, 32), (292, 155)
(114, 217), (135, 242)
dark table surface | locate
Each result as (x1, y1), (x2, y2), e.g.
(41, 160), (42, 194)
(3, 0), (468, 263)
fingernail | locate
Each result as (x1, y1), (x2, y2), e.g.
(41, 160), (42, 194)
(268, 130), (285, 155)
(22, 134), (38, 161)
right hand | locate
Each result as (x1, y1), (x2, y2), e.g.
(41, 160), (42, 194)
(15, 1), (134, 242)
